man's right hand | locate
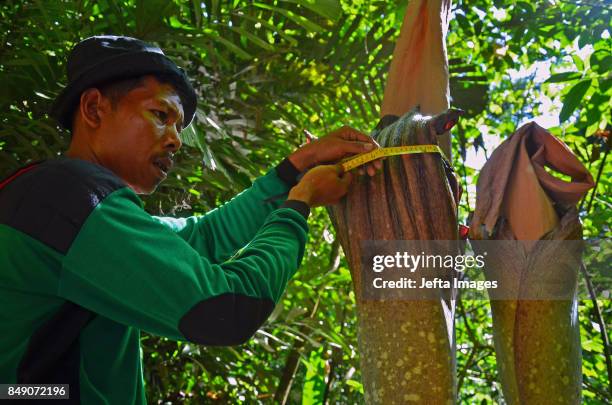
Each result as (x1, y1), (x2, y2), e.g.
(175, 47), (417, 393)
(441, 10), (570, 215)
(287, 165), (353, 207)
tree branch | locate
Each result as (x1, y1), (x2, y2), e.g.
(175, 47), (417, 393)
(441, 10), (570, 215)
(585, 146), (609, 213)
(456, 298), (477, 392)
(580, 262), (612, 397)
(322, 303), (347, 404)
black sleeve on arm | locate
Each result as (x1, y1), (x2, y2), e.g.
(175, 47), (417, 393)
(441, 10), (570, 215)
(281, 200), (310, 219)
(275, 158), (301, 188)
(179, 294), (274, 346)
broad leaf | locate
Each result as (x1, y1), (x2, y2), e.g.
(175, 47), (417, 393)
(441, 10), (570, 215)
(559, 79), (592, 123)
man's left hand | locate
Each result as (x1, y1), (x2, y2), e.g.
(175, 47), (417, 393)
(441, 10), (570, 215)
(288, 126), (382, 177)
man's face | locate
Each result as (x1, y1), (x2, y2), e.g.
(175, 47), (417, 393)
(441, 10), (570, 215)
(94, 76), (184, 194)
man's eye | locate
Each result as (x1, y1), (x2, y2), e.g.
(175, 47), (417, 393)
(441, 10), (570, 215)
(152, 110), (168, 122)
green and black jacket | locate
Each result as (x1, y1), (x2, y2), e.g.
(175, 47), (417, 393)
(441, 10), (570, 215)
(0, 157), (308, 404)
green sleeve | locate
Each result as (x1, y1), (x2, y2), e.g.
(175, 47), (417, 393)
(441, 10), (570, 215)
(59, 187), (307, 346)
(153, 168), (290, 263)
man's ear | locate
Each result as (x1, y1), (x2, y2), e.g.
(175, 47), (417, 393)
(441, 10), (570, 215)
(78, 88), (108, 129)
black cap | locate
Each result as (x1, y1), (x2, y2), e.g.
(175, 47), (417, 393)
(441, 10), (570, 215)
(51, 35), (197, 130)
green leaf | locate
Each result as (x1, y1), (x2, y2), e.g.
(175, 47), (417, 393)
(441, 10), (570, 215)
(301, 348), (326, 405)
(283, 0), (342, 22)
(571, 54), (584, 72)
(253, 2), (324, 33)
(237, 13), (299, 46)
(545, 71), (581, 83)
(559, 79), (592, 123)
(180, 123), (204, 150)
(455, 13), (472, 33)
(578, 29), (592, 49)
(228, 26), (275, 51)
(205, 31), (253, 59)
(345, 379), (364, 393)
(599, 77), (612, 94)
(590, 50), (611, 75)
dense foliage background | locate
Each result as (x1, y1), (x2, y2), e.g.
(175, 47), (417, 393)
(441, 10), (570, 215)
(1, 0), (610, 403)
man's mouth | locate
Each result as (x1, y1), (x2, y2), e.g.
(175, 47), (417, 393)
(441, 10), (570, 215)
(152, 156), (173, 176)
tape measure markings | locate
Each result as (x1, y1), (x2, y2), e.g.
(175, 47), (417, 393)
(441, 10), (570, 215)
(340, 144), (443, 172)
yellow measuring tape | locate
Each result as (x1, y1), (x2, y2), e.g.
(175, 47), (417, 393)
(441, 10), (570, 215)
(340, 144), (443, 172)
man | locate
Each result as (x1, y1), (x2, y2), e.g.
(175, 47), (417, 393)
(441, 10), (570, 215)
(0, 36), (380, 403)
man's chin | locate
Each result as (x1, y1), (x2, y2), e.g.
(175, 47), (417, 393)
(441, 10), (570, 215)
(128, 179), (162, 195)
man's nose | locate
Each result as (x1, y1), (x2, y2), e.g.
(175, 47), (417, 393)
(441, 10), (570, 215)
(163, 125), (182, 152)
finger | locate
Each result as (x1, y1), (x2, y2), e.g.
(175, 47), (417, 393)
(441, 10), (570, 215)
(340, 171), (353, 187)
(367, 164), (375, 177)
(350, 131), (374, 144)
(334, 163), (345, 176)
(358, 167), (365, 176)
(374, 159), (383, 171)
(336, 127), (374, 144)
(338, 140), (375, 156)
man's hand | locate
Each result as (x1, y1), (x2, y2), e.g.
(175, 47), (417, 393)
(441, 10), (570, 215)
(288, 126), (382, 177)
(287, 165), (353, 207)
